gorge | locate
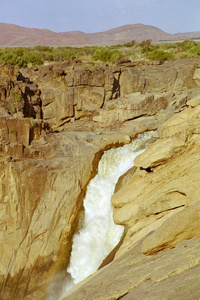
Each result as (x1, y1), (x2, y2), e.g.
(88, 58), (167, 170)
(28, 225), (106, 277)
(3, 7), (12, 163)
(66, 132), (154, 290)
(0, 58), (200, 299)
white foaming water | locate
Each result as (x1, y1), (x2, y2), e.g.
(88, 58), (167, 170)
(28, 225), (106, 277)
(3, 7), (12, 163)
(66, 132), (155, 290)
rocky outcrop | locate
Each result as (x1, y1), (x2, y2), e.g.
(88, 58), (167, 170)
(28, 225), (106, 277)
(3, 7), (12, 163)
(1, 59), (199, 134)
(0, 64), (135, 299)
(1, 59), (200, 299)
(0, 65), (42, 119)
(0, 126), (131, 299)
(21, 62), (119, 129)
(63, 239), (200, 300)
(112, 97), (200, 256)
(142, 201), (200, 255)
(63, 73), (200, 299)
(19, 59), (200, 135)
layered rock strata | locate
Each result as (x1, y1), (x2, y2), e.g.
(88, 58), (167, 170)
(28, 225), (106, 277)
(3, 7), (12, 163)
(0, 59), (200, 299)
(0, 125), (131, 299)
(63, 79), (200, 300)
(21, 58), (200, 134)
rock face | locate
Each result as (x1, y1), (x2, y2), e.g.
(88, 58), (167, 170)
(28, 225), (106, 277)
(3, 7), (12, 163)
(0, 64), (42, 119)
(63, 83), (200, 300)
(22, 62), (118, 128)
(21, 58), (200, 134)
(0, 126), (131, 299)
(1, 59), (200, 299)
(63, 239), (200, 300)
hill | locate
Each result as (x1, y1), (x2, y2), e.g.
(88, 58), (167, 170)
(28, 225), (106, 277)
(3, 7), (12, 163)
(0, 23), (88, 46)
(0, 22), (199, 47)
(87, 24), (174, 44)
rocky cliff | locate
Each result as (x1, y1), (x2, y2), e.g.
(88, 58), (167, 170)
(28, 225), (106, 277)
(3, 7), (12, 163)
(1, 59), (200, 299)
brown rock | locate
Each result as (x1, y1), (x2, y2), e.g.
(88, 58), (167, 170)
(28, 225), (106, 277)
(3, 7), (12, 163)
(120, 59), (199, 96)
(93, 93), (168, 127)
(187, 95), (200, 107)
(174, 59), (197, 90)
(121, 264), (200, 300)
(2, 60), (200, 300)
(134, 136), (185, 168)
(0, 66), (42, 119)
(0, 129), (131, 299)
(111, 109), (200, 260)
(40, 87), (54, 106)
(75, 86), (105, 112)
(142, 201), (200, 255)
(158, 105), (200, 140)
(62, 238), (200, 300)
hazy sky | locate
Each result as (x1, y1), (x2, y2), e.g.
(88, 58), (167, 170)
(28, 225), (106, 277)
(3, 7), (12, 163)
(1, 0), (200, 34)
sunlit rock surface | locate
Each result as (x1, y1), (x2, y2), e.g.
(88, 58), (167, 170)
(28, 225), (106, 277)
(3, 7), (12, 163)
(63, 101), (200, 300)
(63, 238), (200, 300)
(0, 127), (131, 299)
(1, 59), (200, 299)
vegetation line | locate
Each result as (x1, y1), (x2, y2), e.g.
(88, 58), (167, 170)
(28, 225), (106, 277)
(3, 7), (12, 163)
(0, 40), (200, 68)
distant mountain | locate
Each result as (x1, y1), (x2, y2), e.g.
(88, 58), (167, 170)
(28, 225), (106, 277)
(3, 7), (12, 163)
(87, 24), (174, 44)
(0, 22), (199, 47)
(0, 23), (88, 46)
(174, 31), (200, 41)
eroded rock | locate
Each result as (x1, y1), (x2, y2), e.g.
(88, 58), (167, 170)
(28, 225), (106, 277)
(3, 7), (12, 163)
(142, 201), (200, 255)
(63, 238), (200, 300)
(63, 97), (200, 300)
(1, 60), (200, 299)
(0, 126), (131, 299)
(134, 136), (185, 168)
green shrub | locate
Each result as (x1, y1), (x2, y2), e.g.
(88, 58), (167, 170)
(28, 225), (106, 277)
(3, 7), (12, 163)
(178, 40), (197, 51)
(0, 40), (200, 68)
(189, 45), (200, 56)
(123, 40), (136, 47)
(92, 48), (123, 62)
(51, 48), (77, 62)
(148, 49), (175, 61)
(23, 52), (43, 66)
(33, 45), (53, 52)
(139, 39), (152, 53)
(179, 52), (198, 59)
(159, 43), (177, 50)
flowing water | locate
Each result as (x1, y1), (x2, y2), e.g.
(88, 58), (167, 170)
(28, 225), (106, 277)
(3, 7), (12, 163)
(62, 131), (156, 296)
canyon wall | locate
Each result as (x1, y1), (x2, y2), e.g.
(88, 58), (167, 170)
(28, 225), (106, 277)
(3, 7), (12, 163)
(0, 59), (200, 299)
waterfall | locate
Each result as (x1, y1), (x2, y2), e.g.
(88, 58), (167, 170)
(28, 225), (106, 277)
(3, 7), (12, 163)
(65, 131), (156, 293)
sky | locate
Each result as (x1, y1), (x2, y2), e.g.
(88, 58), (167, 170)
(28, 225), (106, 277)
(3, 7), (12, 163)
(1, 0), (200, 34)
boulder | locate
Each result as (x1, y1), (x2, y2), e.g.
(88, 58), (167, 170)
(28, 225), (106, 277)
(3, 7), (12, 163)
(134, 136), (185, 168)
(111, 106), (200, 259)
(22, 62), (117, 128)
(158, 104), (200, 140)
